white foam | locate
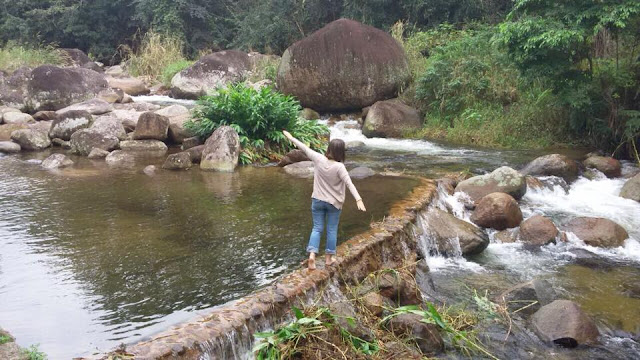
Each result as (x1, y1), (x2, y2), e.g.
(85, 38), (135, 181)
(132, 95), (196, 107)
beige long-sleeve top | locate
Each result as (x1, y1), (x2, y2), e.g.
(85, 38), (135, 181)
(289, 137), (361, 210)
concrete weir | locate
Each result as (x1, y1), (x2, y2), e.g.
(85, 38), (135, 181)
(118, 178), (437, 359)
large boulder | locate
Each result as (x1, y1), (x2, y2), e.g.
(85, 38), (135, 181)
(0, 67), (32, 109)
(133, 112), (170, 141)
(277, 19), (409, 112)
(119, 140), (168, 153)
(386, 313), (444, 355)
(3, 112), (34, 125)
(90, 116), (127, 140)
(154, 105), (192, 143)
(470, 193), (523, 230)
(49, 110), (93, 141)
(60, 48), (91, 66)
(10, 129), (50, 150)
(170, 50), (251, 99)
(531, 300), (600, 347)
(0, 123), (29, 141)
(455, 166), (527, 203)
(70, 129), (119, 156)
(564, 217), (629, 248)
(200, 126), (240, 172)
(27, 65), (109, 111)
(520, 154), (579, 183)
(0, 141), (21, 153)
(519, 215), (558, 246)
(56, 98), (113, 115)
(362, 99), (421, 138)
(620, 173), (640, 202)
(423, 208), (490, 256)
(583, 156), (621, 178)
(41, 153), (74, 169)
(107, 77), (150, 96)
(163, 152), (193, 170)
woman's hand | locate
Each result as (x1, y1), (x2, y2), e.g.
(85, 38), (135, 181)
(282, 130), (293, 141)
(356, 199), (366, 212)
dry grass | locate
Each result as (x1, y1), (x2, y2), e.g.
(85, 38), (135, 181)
(125, 30), (186, 83)
(0, 42), (66, 73)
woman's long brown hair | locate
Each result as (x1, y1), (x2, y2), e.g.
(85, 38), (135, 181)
(326, 139), (345, 162)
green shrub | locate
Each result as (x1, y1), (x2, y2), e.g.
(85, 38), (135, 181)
(22, 344), (47, 360)
(186, 84), (329, 164)
(126, 30), (187, 82)
(161, 60), (194, 87)
(412, 26), (569, 148)
(247, 56), (281, 83)
(0, 42), (65, 73)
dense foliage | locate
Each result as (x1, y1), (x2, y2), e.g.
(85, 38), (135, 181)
(186, 84), (328, 164)
(0, 0), (512, 62)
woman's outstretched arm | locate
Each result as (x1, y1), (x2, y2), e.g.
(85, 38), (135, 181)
(282, 130), (325, 164)
(338, 166), (367, 211)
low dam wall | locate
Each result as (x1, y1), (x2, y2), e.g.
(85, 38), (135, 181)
(121, 178), (437, 359)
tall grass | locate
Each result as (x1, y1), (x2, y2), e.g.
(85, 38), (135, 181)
(126, 30), (187, 83)
(0, 42), (66, 73)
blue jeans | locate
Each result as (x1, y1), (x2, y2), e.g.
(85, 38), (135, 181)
(307, 198), (342, 254)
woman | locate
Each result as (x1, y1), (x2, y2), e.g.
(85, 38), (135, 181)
(283, 130), (366, 270)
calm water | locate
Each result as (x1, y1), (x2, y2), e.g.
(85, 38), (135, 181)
(0, 150), (416, 358)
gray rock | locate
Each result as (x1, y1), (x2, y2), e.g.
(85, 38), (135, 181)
(56, 98), (113, 115)
(423, 208), (490, 256)
(518, 215), (558, 246)
(283, 160), (314, 178)
(620, 173), (640, 202)
(277, 149), (309, 167)
(98, 88), (124, 104)
(70, 129), (119, 156)
(470, 193), (523, 230)
(10, 129), (51, 150)
(51, 138), (71, 149)
(32, 111), (58, 121)
(531, 300), (600, 347)
(181, 136), (201, 150)
(3, 112), (34, 124)
(133, 112), (170, 141)
(0, 141), (21, 153)
(163, 152), (193, 170)
(564, 217), (629, 248)
(41, 153), (74, 169)
(119, 140), (168, 153)
(362, 99), (421, 138)
(143, 165), (157, 176)
(155, 105), (192, 143)
(346, 140), (365, 149)
(0, 124), (29, 141)
(27, 65), (109, 111)
(520, 154), (579, 183)
(349, 166), (376, 179)
(49, 110), (93, 141)
(105, 150), (135, 167)
(171, 50), (251, 99)
(87, 148), (110, 159)
(107, 77), (150, 96)
(583, 156), (621, 178)
(105, 65), (126, 78)
(184, 145), (204, 163)
(91, 116), (127, 140)
(455, 166), (526, 202)
(200, 126), (240, 172)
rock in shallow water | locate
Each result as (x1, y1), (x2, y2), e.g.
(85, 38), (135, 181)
(41, 153), (74, 169)
(470, 192), (523, 230)
(519, 215), (558, 246)
(70, 129), (119, 156)
(119, 140), (168, 153)
(163, 152), (192, 170)
(133, 112), (169, 141)
(620, 173), (640, 202)
(520, 154), (579, 183)
(564, 217), (628, 248)
(200, 125), (239, 172)
(531, 300), (600, 347)
(583, 156), (621, 178)
(455, 166), (527, 202)
(49, 110), (93, 141)
(10, 129), (50, 150)
(423, 208), (489, 256)
(0, 141), (20, 153)
(349, 166), (376, 179)
(87, 148), (110, 159)
(362, 99), (421, 138)
(283, 160), (314, 177)
(105, 150), (135, 167)
(277, 149), (309, 167)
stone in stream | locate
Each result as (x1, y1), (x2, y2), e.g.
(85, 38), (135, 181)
(90, 116), (127, 140)
(564, 217), (629, 248)
(98, 88), (124, 104)
(620, 173), (640, 202)
(49, 110), (94, 141)
(300, 108), (320, 120)
(3, 111), (34, 124)
(520, 154), (579, 183)
(51, 138), (71, 148)
(277, 149), (309, 167)
(181, 136), (201, 150)
(154, 105), (193, 144)
(56, 98), (113, 115)
(163, 152), (193, 170)
(346, 140), (365, 149)
(494, 228), (518, 243)
(32, 111), (58, 121)
(119, 140), (168, 153)
(200, 126), (240, 172)
(470, 193), (523, 230)
(133, 112), (170, 141)
(10, 129), (51, 150)
(184, 145), (204, 163)
(349, 166), (376, 179)
(362, 99), (421, 138)
(283, 160), (314, 178)
(0, 141), (21, 153)
(583, 156), (621, 178)
(41, 153), (74, 169)
(386, 313), (444, 355)
(497, 279), (557, 316)
(87, 148), (110, 159)
(519, 215), (558, 246)
(143, 165), (157, 176)
(105, 150), (135, 167)
(0, 124), (28, 141)
(277, 19), (410, 112)
(70, 129), (119, 156)
(455, 166), (527, 202)
(531, 300), (600, 347)
(107, 76), (150, 96)
(423, 208), (490, 256)
(171, 50), (251, 99)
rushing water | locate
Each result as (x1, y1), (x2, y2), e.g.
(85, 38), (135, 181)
(0, 150), (416, 358)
